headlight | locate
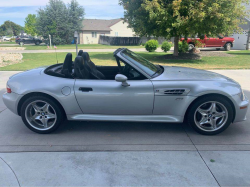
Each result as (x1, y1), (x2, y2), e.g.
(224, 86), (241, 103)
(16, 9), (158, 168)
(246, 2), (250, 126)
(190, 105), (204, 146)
(238, 89), (245, 101)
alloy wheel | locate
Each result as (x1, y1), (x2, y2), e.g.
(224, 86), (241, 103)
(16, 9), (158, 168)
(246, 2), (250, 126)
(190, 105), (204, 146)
(25, 100), (57, 131)
(194, 101), (228, 132)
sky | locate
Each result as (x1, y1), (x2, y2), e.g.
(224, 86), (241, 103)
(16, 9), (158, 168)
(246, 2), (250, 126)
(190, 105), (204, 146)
(0, 0), (124, 26)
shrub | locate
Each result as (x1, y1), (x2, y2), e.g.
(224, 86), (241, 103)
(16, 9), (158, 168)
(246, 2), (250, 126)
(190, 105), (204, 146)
(145, 39), (159, 52)
(10, 38), (16, 42)
(194, 39), (205, 48)
(161, 41), (172, 53)
(178, 41), (189, 53)
(52, 37), (67, 45)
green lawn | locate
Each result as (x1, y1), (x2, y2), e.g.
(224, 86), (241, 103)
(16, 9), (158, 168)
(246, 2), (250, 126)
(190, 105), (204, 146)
(0, 50), (249, 71)
(0, 41), (16, 44)
(17, 44), (144, 50)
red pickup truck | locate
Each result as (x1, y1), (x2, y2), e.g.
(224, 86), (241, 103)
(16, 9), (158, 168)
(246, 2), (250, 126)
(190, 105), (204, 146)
(181, 35), (235, 51)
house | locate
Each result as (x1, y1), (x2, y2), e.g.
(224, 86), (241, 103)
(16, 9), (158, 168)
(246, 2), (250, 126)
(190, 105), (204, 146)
(230, 18), (250, 50)
(230, 4), (250, 50)
(78, 19), (135, 44)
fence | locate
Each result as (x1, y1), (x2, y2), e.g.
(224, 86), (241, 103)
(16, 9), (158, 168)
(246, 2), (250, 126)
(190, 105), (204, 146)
(99, 35), (172, 46)
(99, 36), (141, 46)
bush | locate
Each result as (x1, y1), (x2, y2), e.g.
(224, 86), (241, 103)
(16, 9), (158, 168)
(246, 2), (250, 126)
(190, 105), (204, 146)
(161, 41), (172, 53)
(178, 41), (189, 53)
(52, 37), (67, 45)
(10, 38), (16, 42)
(145, 39), (159, 52)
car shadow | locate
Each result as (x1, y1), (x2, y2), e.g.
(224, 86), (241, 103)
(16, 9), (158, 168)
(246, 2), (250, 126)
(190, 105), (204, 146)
(56, 120), (187, 135)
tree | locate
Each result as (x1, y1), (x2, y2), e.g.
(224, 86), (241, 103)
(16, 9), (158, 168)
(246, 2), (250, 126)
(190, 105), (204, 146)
(36, 0), (84, 44)
(119, 0), (250, 56)
(24, 14), (37, 36)
(0, 21), (23, 36)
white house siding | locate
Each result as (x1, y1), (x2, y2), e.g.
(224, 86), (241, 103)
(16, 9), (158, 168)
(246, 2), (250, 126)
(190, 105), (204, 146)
(80, 31), (110, 44)
(109, 21), (135, 37)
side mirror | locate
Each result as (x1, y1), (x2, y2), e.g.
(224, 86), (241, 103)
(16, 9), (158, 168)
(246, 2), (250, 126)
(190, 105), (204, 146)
(115, 74), (130, 87)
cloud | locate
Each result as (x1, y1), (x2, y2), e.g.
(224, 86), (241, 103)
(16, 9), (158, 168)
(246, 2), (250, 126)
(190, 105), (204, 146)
(0, 0), (124, 26)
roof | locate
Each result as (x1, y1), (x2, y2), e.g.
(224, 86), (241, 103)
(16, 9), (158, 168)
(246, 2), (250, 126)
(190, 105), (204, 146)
(240, 18), (250, 30)
(81, 19), (122, 31)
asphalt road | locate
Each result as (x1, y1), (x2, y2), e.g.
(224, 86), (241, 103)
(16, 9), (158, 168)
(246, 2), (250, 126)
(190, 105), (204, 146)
(0, 70), (250, 186)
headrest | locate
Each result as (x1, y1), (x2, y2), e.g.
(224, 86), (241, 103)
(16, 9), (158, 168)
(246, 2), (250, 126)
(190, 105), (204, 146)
(64, 53), (72, 62)
(82, 52), (90, 63)
(78, 50), (83, 56)
(74, 56), (85, 69)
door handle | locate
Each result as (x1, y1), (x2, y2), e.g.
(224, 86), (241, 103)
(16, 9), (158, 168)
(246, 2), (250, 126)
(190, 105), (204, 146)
(79, 87), (93, 92)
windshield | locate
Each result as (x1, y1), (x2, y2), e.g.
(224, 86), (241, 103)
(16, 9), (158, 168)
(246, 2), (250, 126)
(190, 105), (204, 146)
(121, 49), (159, 77)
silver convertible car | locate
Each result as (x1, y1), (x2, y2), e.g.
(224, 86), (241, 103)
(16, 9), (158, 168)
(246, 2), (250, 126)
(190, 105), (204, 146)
(3, 48), (249, 135)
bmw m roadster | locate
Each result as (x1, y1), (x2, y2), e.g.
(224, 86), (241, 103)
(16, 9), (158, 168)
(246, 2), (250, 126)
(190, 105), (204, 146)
(3, 48), (249, 135)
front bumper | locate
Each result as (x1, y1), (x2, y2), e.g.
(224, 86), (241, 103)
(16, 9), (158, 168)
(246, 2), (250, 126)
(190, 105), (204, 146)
(231, 95), (249, 123)
(2, 92), (22, 115)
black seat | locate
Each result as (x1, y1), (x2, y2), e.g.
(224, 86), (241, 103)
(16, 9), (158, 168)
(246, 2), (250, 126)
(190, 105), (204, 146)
(78, 50), (84, 56)
(74, 56), (90, 79)
(82, 52), (106, 80)
(61, 53), (73, 78)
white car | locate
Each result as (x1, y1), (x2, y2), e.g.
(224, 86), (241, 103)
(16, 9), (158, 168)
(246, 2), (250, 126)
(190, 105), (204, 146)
(3, 37), (11, 41)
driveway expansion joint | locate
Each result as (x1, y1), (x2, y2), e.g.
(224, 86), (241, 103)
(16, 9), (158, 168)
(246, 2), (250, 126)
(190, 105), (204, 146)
(183, 125), (221, 187)
(0, 156), (21, 187)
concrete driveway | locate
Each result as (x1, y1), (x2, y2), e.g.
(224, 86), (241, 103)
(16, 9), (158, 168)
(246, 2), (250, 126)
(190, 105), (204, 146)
(0, 70), (250, 186)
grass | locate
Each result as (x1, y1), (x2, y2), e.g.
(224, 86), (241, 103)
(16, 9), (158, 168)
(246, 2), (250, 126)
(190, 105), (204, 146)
(0, 41), (16, 45)
(4, 44), (145, 50)
(0, 50), (249, 71)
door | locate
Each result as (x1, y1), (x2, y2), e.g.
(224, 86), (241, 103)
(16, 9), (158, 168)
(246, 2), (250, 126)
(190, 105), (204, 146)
(205, 37), (217, 47)
(74, 79), (154, 115)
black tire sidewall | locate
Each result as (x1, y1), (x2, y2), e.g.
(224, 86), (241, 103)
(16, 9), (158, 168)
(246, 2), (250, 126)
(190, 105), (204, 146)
(188, 96), (234, 135)
(21, 95), (64, 134)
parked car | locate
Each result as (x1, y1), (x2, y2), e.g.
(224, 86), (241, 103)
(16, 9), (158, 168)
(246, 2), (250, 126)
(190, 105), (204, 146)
(3, 48), (249, 135)
(181, 35), (235, 51)
(3, 36), (11, 41)
(16, 36), (43, 45)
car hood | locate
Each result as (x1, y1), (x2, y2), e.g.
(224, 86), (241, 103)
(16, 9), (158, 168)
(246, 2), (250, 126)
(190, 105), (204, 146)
(223, 37), (234, 40)
(153, 66), (238, 83)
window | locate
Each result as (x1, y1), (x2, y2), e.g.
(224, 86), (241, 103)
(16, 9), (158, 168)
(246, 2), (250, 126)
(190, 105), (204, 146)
(115, 32), (119, 36)
(121, 49), (161, 77)
(92, 32), (97, 38)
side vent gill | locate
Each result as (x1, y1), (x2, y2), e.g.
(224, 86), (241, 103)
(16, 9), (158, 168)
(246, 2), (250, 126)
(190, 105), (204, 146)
(164, 89), (185, 95)
(155, 88), (190, 96)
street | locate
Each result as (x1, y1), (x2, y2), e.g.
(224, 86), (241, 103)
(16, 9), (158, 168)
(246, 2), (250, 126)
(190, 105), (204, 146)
(0, 70), (250, 186)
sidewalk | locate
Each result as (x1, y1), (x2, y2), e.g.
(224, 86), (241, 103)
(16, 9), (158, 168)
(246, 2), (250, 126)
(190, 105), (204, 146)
(0, 48), (149, 53)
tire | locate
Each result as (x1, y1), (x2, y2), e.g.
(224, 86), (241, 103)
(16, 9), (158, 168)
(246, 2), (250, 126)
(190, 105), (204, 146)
(216, 48), (221, 51)
(224, 43), (231, 51)
(35, 41), (40, 45)
(188, 44), (195, 51)
(187, 95), (234, 135)
(21, 95), (65, 134)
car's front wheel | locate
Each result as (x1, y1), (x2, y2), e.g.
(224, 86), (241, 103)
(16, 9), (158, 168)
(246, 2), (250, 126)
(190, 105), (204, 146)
(21, 96), (65, 134)
(224, 43), (231, 51)
(187, 96), (233, 135)
(35, 41), (40, 45)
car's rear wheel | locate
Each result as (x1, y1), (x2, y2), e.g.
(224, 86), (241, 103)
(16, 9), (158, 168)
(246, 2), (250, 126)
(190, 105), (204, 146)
(224, 43), (231, 51)
(35, 41), (40, 45)
(188, 44), (195, 51)
(187, 96), (233, 135)
(21, 96), (64, 134)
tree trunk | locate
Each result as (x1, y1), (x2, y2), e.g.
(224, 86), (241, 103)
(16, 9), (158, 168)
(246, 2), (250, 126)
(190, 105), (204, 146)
(173, 36), (179, 56)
